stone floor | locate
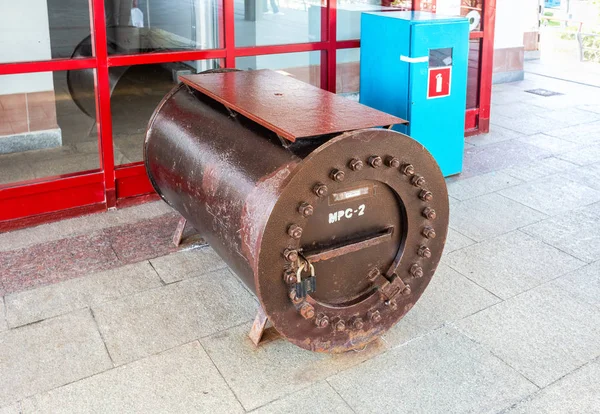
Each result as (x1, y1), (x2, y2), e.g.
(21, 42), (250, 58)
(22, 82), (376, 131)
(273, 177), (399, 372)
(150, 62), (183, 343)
(1, 72), (600, 413)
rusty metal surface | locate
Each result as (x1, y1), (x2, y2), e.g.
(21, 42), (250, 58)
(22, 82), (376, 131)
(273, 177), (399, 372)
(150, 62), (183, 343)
(144, 73), (449, 353)
(172, 217), (187, 247)
(249, 306), (269, 346)
(179, 70), (408, 142)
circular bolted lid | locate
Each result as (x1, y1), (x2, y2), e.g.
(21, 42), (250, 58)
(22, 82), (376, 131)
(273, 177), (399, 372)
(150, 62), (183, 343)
(256, 129), (449, 353)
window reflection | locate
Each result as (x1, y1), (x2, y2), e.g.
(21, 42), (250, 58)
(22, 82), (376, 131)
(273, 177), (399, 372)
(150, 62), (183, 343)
(236, 52), (321, 87)
(0, 71), (99, 186)
(102, 61), (222, 164)
(104, 0), (222, 55)
(0, 0), (92, 63)
(437, 0), (482, 31)
(336, 1), (410, 41)
(235, 0), (322, 47)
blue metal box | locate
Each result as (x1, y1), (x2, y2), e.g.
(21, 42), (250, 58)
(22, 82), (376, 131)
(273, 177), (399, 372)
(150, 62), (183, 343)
(360, 11), (469, 176)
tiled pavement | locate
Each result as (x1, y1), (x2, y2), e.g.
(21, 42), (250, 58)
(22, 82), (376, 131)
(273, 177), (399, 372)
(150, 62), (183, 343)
(1, 72), (600, 413)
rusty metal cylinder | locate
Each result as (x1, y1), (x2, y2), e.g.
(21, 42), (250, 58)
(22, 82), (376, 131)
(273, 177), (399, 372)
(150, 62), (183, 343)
(144, 76), (449, 353)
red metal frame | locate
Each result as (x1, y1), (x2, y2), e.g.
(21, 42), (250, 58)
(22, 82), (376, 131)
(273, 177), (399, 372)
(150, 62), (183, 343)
(0, 0), (495, 230)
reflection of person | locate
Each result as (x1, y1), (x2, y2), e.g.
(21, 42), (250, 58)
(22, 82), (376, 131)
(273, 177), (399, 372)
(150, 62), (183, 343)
(130, 0), (144, 27)
(263, 0), (284, 15)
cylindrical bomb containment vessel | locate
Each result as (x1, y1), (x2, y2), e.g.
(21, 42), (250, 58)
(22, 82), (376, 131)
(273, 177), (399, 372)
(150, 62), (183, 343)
(144, 70), (449, 353)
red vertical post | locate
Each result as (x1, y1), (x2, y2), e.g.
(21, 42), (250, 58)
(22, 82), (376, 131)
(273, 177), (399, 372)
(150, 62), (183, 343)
(478, 0), (496, 133)
(91, 0), (117, 207)
(320, 0), (329, 90)
(327, 0), (337, 93)
(224, 0), (236, 68)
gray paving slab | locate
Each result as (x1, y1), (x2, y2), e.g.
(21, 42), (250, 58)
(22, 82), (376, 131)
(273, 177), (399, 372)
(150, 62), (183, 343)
(0, 201), (174, 253)
(543, 120), (600, 145)
(446, 171), (523, 201)
(449, 193), (548, 242)
(0, 297), (7, 332)
(93, 268), (257, 366)
(537, 107), (600, 126)
(491, 113), (569, 135)
(499, 174), (600, 216)
(383, 264), (500, 347)
(328, 327), (538, 414)
(445, 231), (585, 299)
(462, 139), (551, 177)
(149, 247), (227, 284)
(490, 102), (547, 121)
(456, 283), (600, 388)
(200, 322), (386, 411)
(443, 228), (476, 255)
(554, 261), (600, 309)
(563, 162), (600, 191)
(506, 360), (600, 414)
(500, 157), (579, 182)
(20, 341), (244, 414)
(521, 207), (600, 263)
(517, 133), (584, 155)
(558, 144), (600, 166)
(0, 403), (20, 414)
(0, 310), (112, 407)
(466, 124), (523, 147)
(5, 261), (163, 328)
(250, 381), (353, 414)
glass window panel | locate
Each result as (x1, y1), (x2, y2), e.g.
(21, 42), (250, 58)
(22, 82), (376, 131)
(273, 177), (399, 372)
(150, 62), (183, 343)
(105, 0), (222, 55)
(437, 0), (482, 31)
(234, 0), (322, 47)
(337, 1), (408, 41)
(110, 60), (222, 164)
(0, 70), (100, 186)
(336, 48), (360, 97)
(236, 52), (321, 87)
(467, 39), (481, 109)
(0, 0), (92, 63)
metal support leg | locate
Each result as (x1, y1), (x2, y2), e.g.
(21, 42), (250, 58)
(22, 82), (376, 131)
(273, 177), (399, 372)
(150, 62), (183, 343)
(172, 217), (187, 247)
(249, 306), (269, 346)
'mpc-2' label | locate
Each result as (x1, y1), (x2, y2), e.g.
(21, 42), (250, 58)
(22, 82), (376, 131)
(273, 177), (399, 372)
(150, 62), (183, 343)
(328, 204), (365, 224)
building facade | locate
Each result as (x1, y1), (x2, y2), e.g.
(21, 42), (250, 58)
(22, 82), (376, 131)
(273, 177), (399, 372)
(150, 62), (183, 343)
(0, 0), (495, 229)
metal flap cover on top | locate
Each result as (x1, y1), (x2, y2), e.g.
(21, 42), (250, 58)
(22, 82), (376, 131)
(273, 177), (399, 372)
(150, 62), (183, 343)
(179, 69), (407, 142)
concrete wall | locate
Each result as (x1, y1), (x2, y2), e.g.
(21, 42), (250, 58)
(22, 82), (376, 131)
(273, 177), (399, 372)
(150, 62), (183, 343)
(492, 0), (540, 83)
(0, 0), (54, 94)
(0, 0), (61, 152)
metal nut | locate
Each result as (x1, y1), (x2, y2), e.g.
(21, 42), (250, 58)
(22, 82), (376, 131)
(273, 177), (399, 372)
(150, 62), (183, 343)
(283, 249), (299, 262)
(410, 263), (423, 278)
(283, 270), (297, 284)
(387, 157), (401, 168)
(289, 289), (303, 304)
(298, 202), (314, 217)
(288, 224), (303, 239)
(368, 155), (383, 168)
(419, 190), (433, 202)
(330, 169), (345, 182)
(402, 285), (412, 296)
(349, 158), (364, 171)
(352, 318), (364, 330)
(422, 226), (436, 239)
(300, 303), (315, 319)
(411, 175), (426, 187)
(313, 183), (328, 197)
(367, 309), (382, 323)
(422, 207), (436, 220)
(417, 245), (432, 258)
(401, 164), (415, 176)
(333, 318), (346, 332)
(315, 313), (329, 328)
